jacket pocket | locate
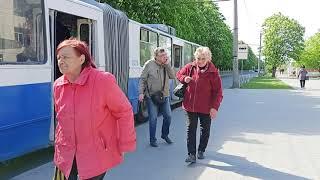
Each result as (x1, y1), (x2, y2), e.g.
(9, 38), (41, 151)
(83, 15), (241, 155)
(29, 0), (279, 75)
(99, 132), (118, 152)
(98, 133), (110, 151)
(149, 83), (153, 93)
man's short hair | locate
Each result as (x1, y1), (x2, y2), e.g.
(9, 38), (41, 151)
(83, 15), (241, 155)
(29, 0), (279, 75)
(154, 47), (166, 57)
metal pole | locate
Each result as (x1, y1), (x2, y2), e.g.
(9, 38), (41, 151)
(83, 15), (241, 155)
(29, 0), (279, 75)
(241, 59), (243, 74)
(258, 31), (262, 75)
(232, 0), (239, 88)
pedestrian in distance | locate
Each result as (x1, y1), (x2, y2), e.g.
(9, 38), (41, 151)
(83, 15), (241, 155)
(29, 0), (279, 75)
(298, 65), (308, 88)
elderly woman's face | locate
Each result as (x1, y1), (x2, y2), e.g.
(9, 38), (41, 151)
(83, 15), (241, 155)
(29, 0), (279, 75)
(195, 53), (210, 68)
(57, 46), (84, 75)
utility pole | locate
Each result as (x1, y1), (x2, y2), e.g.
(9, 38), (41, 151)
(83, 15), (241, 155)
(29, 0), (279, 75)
(232, 0), (239, 88)
(258, 31), (262, 75)
(241, 59), (243, 74)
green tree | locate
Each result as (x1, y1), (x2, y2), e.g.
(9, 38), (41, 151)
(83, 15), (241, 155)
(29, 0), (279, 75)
(299, 32), (320, 72)
(262, 13), (305, 77)
(99, 0), (233, 70)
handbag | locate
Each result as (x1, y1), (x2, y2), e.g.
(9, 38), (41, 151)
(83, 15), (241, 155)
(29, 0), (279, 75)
(151, 91), (165, 105)
(149, 68), (166, 105)
(173, 66), (194, 98)
(53, 166), (66, 180)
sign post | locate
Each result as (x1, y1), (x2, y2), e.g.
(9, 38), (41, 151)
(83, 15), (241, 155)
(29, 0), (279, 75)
(238, 44), (248, 60)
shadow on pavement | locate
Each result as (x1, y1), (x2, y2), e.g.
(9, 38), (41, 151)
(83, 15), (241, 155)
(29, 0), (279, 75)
(196, 152), (310, 180)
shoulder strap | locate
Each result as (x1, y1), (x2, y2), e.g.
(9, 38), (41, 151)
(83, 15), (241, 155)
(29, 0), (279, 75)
(162, 67), (166, 91)
(189, 65), (195, 77)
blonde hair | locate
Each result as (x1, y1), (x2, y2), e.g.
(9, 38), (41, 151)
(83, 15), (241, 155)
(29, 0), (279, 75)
(153, 47), (166, 58)
(194, 47), (212, 61)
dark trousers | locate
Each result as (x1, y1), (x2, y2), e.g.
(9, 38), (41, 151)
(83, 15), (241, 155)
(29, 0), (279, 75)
(186, 111), (211, 155)
(300, 80), (306, 88)
(68, 159), (106, 180)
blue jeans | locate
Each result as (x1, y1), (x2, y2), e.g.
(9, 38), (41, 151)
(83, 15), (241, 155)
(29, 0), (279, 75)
(146, 97), (172, 143)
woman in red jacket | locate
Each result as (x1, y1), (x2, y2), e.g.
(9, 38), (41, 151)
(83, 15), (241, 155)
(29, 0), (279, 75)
(53, 39), (136, 180)
(176, 47), (223, 163)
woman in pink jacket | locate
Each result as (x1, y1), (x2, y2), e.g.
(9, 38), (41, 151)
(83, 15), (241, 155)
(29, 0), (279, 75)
(53, 39), (136, 180)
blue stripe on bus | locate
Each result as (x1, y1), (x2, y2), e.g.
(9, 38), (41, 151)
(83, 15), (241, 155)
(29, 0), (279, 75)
(127, 78), (175, 115)
(128, 78), (140, 114)
(0, 83), (51, 161)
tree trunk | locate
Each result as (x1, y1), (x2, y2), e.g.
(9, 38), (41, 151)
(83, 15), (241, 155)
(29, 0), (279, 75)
(272, 66), (277, 77)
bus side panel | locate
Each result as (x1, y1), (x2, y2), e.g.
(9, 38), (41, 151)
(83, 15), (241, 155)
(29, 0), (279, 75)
(128, 78), (140, 114)
(128, 22), (142, 115)
(0, 83), (51, 161)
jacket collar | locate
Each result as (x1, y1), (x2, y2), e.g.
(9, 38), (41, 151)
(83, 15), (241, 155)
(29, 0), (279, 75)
(55, 67), (92, 86)
(191, 61), (217, 73)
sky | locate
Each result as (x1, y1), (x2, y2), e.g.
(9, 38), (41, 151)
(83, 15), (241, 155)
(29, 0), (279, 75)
(216, 0), (320, 55)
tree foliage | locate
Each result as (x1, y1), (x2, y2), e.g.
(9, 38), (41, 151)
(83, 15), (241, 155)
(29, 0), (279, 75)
(99, 0), (233, 70)
(262, 13), (305, 77)
(299, 32), (320, 72)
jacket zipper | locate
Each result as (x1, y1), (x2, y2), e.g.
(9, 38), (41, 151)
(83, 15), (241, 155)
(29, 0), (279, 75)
(192, 68), (198, 112)
(158, 69), (162, 90)
(73, 85), (77, 152)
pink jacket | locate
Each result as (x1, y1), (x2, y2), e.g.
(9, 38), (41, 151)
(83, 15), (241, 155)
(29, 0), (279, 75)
(53, 67), (136, 179)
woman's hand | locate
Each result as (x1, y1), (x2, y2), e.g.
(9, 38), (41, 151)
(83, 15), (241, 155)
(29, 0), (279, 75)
(210, 108), (218, 120)
(184, 76), (193, 83)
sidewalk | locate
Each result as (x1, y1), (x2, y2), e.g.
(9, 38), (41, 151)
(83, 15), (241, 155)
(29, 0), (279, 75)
(11, 87), (320, 180)
(277, 73), (320, 91)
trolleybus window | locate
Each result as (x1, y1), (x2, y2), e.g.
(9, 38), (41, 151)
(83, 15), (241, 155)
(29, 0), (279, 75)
(140, 29), (157, 67)
(174, 46), (181, 68)
(159, 35), (172, 62)
(80, 24), (90, 44)
(183, 43), (192, 65)
(192, 45), (198, 59)
(0, 0), (46, 65)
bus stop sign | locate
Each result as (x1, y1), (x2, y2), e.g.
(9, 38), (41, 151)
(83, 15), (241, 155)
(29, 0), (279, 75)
(238, 44), (248, 60)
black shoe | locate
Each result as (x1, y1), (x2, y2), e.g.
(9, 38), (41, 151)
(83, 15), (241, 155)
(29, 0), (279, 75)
(185, 154), (196, 163)
(161, 136), (173, 144)
(197, 151), (204, 159)
(150, 141), (158, 147)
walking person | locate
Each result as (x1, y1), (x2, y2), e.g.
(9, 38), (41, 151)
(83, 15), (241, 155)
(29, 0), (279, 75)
(53, 39), (136, 180)
(139, 47), (175, 147)
(298, 65), (308, 88)
(176, 47), (223, 163)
